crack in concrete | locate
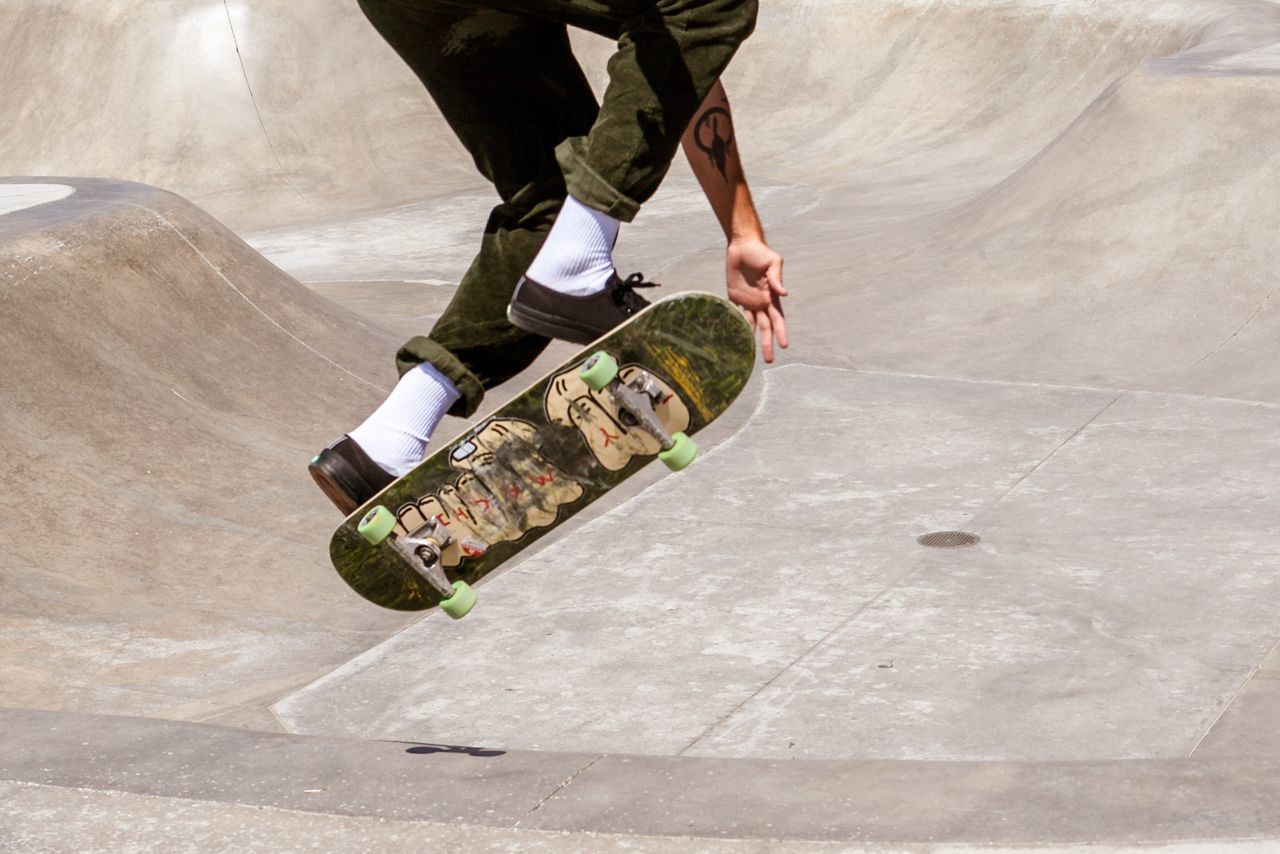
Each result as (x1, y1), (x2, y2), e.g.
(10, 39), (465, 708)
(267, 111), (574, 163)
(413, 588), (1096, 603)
(983, 392), (1125, 507)
(1189, 635), (1280, 759)
(124, 201), (388, 392)
(222, 1), (303, 199)
(1195, 289), (1276, 366)
(513, 753), (606, 825)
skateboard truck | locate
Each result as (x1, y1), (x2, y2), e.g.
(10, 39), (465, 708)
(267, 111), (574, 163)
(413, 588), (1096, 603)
(578, 352), (697, 470)
(395, 517), (454, 596)
(356, 508), (478, 619)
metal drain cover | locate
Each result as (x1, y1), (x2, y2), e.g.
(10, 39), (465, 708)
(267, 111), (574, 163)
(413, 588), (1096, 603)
(917, 530), (981, 549)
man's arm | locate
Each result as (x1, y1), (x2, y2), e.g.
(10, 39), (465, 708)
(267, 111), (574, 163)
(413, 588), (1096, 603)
(682, 79), (788, 362)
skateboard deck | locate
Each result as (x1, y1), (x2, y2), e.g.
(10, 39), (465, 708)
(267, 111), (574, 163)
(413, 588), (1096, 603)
(329, 292), (755, 613)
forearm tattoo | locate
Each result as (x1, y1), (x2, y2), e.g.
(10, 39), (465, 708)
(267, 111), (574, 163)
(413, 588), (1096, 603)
(693, 105), (734, 182)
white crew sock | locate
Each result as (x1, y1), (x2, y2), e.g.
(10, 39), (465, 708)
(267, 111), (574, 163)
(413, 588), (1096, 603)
(349, 363), (460, 477)
(525, 194), (621, 296)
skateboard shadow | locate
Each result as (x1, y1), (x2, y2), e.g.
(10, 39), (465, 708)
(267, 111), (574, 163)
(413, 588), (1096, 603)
(401, 742), (507, 758)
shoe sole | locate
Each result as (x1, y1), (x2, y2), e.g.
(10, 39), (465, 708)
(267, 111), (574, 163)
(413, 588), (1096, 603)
(506, 302), (601, 346)
(308, 459), (360, 517)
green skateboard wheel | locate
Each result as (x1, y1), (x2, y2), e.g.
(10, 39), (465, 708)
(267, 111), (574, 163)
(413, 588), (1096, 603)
(659, 432), (697, 471)
(579, 351), (619, 391)
(441, 580), (477, 619)
(358, 505), (397, 545)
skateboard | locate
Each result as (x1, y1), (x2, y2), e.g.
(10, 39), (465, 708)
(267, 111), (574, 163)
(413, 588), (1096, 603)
(329, 292), (755, 616)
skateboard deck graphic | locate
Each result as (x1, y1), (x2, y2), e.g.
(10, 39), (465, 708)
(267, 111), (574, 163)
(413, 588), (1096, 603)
(329, 292), (755, 612)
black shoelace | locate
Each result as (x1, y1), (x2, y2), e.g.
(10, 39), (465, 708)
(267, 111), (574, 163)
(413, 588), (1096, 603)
(609, 272), (660, 313)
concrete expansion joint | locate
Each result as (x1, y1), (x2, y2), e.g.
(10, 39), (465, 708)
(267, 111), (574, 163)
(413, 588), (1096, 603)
(514, 753), (607, 826)
(798, 361), (1280, 409)
(155, 200), (390, 393)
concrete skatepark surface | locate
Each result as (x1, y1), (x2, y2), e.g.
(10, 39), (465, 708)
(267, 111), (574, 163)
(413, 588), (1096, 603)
(4, 0), (1280, 849)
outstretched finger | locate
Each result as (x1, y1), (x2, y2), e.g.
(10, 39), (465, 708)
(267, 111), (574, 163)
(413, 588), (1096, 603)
(756, 309), (775, 363)
(769, 303), (789, 351)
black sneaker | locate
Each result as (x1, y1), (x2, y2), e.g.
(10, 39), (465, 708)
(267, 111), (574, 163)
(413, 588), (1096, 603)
(308, 435), (396, 516)
(507, 272), (658, 344)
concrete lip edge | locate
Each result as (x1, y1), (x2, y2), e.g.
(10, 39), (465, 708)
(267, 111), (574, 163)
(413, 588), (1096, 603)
(4, 709), (1280, 846)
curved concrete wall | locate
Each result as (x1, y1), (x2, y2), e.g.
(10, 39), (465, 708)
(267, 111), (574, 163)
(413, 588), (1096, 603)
(0, 1), (1225, 223)
(0, 178), (410, 723)
(6, 3), (1280, 845)
(6, 1), (1279, 404)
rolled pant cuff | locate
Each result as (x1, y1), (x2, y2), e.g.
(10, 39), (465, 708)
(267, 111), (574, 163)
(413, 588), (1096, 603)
(395, 335), (485, 419)
(556, 137), (642, 223)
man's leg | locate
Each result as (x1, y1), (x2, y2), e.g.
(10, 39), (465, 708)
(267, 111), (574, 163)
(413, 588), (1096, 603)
(363, 0), (602, 413)
(507, 0), (759, 341)
(311, 1), (601, 512)
(364, 0), (756, 386)
(557, 0), (760, 220)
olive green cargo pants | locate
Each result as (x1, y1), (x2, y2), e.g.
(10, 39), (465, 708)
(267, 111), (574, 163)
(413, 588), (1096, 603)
(356, 0), (758, 416)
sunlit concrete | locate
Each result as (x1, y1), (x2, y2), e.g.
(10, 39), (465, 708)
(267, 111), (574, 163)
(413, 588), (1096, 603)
(3, 0), (1280, 849)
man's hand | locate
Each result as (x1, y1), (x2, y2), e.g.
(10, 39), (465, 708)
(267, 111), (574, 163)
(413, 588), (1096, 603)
(726, 236), (788, 363)
(681, 81), (790, 363)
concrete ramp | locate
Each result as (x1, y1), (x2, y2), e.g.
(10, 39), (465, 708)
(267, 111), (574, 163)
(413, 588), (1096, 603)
(5, 0), (1280, 849)
(0, 178), (409, 728)
(692, 0), (1280, 406)
(796, 8), (1280, 401)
